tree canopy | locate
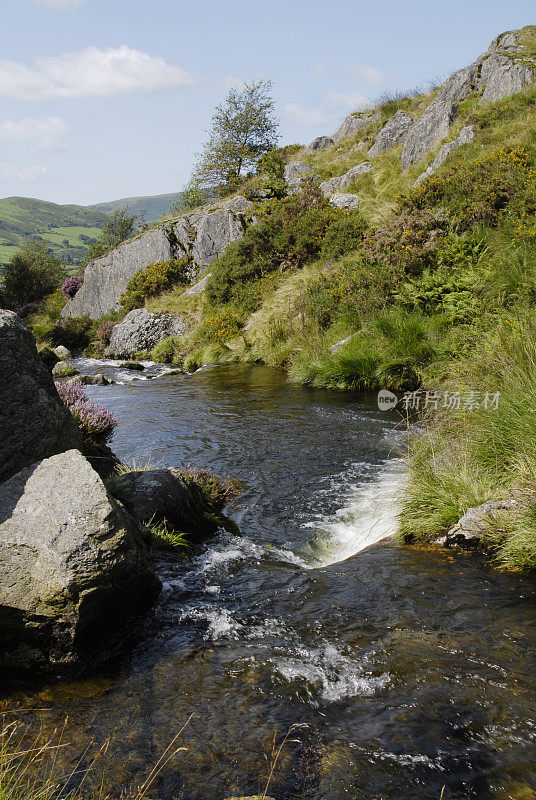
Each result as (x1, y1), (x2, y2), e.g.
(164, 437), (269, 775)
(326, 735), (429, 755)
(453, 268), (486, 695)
(3, 240), (66, 309)
(84, 208), (139, 264)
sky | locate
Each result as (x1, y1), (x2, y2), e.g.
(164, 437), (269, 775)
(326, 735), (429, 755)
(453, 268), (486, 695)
(0, 0), (534, 206)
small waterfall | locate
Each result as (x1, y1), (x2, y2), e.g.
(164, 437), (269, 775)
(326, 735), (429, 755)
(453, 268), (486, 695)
(307, 458), (405, 568)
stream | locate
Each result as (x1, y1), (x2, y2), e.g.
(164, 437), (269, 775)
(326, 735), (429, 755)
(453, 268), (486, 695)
(3, 362), (536, 799)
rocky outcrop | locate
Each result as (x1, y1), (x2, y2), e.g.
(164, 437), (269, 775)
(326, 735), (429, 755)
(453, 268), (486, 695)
(368, 110), (414, 157)
(320, 162), (372, 196)
(0, 449), (161, 669)
(110, 469), (233, 542)
(434, 63), (480, 104)
(105, 308), (190, 358)
(305, 135), (334, 153)
(401, 101), (458, 169)
(436, 499), (518, 549)
(0, 311), (83, 484)
(478, 54), (533, 103)
(62, 198), (253, 320)
(332, 111), (376, 141)
(329, 193), (361, 210)
(284, 160), (313, 192)
(414, 125), (476, 186)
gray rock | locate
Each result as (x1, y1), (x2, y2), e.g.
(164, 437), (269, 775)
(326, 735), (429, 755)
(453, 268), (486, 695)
(53, 345), (72, 360)
(368, 110), (414, 157)
(329, 193), (361, 210)
(159, 368), (186, 377)
(284, 160), (313, 191)
(478, 54), (533, 104)
(0, 450), (161, 669)
(319, 162), (372, 196)
(110, 469), (229, 542)
(76, 373), (114, 386)
(441, 499), (518, 549)
(182, 273), (211, 297)
(414, 125), (476, 186)
(434, 63), (480, 104)
(305, 135), (334, 153)
(489, 29), (525, 54)
(52, 360), (79, 378)
(332, 112), (376, 142)
(401, 101), (458, 169)
(0, 311), (83, 484)
(120, 361), (144, 370)
(105, 309), (190, 359)
(62, 200), (253, 320)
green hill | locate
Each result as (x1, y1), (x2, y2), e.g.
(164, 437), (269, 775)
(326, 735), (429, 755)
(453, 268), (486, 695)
(0, 196), (108, 269)
(91, 193), (181, 225)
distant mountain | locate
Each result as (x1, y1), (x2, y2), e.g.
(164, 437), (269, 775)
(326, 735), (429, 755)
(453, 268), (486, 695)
(0, 196), (108, 268)
(91, 193), (182, 225)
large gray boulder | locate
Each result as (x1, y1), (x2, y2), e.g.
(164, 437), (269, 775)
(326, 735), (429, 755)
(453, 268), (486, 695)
(0, 450), (161, 669)
(110, 468), (233, 542)
(284, 160), (313, 192)
(414, 125), (476, 186)
(0, 311), (83, 484)
(368, 110), (414, 157)
(329, 193), (361, 210)
(320, 162), (372, 195)
(434, 63), (480, 104)
(62, 199), (253, 320)
(332, 112), (376, 142)
(478, 54), (533, 104)
(305, 135), (334, 153)
(105, 308), (190, 358)
(401, 101), (458, 169)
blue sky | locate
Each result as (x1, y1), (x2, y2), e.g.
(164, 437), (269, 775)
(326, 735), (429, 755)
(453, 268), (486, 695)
(0, 0), (534, 205)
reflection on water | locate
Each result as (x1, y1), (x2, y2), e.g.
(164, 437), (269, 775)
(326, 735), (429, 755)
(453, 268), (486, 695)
(3, 364), (536, 800)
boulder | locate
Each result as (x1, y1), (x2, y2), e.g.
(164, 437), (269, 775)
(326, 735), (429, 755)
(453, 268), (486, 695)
(52, 361), (79, 378)
(319, 163), (372, 196)
(437, 499), (518, 549)
(62, 200), (253, 320)
(478, 54), (533, 104)
(0, 450), (161, 669)
(414, 125), (476, 186)
(53, 345), (72, 360)
(110, 469), (232, 542)
(120, 361), (145, 370)
(105, 309), (190, 359)
(0, 311), (83, 484)
(434, 63), (480, 104)
(401, 101), (458, 169)
(284, 160), (313, 192)
(305, 135), (334, 153)
(332, 112), (376, 142)
(75, 373), (115, 386)
(368, 110), (414, 157)
(329, 193), (361, 210)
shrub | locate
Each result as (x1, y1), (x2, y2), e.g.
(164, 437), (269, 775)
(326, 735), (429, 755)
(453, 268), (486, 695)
(3, 240), (66, 309)
(17, 301), (40, 319)
(151, 337), (182, 363)
(196, 308), (244, 342)
(55, 379), (118, 442)
(61, 275), (84, 298)
(179, 466), (241, 510)
(120, 258), (189, 312)
(48, 316), (93, 350)
(95, 319), (116, 346)
(363, 209), (449, 276)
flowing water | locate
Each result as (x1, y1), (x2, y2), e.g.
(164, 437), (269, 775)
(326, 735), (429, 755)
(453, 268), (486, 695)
(3, 363), (536, 800)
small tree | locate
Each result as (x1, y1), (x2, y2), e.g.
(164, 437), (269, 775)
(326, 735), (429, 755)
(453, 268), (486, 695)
(84, 208), (138, 264)
(193, 79), (279, 195)
(3, 240), (66, 309)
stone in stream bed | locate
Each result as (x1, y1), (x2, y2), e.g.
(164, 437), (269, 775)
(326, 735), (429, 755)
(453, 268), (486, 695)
(74, 373), (115, 386)
(51, 360), (80, 378)
(120, 361), (145, 371)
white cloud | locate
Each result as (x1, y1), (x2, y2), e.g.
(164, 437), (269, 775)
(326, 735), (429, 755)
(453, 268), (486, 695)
(32, 0), (83, 8)
(0, 117), (70, 151)
(343, 64), (385, 85)
(0, 46), (196, 101)
(323, 91), (372, 111)
(283, 103), (328, 127)
(0, 163), (47, 180)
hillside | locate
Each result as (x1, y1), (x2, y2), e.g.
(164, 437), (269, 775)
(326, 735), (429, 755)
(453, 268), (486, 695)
(0, 196), (107, 268)
(91, 192), (181, 225)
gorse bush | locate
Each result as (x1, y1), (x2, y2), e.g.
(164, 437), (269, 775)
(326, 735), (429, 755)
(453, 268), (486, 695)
(121, 258), (189, 312)
(196, 308), (243, 342)
(55, 379), (118, 443)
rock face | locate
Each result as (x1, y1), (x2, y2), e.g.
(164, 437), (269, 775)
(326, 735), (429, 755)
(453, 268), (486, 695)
(320, 162), (372, 195)
(105, 308), (190, 358)
(0, 450), (161, 669)
(329, 193), (361, 210)
(0, 311), (83, 485)
(62, 199), (253, 320)
(110, 469), (228, 542)
(478, 54), (533, 103)
(437, 499), (518, 549)
(284, 160), (313, 192)
(332, 112), (376, 141)
(368, 110), (414, 157)
(305, 135), (334, 153)
(414, 125), (476, 186)
(401, 101), (458, 169)
(434, 63), (480, 104)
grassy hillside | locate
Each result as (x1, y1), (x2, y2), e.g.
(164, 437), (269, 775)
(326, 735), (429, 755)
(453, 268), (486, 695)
(91, 192), (181, 225)
(0, 196), (107, 269)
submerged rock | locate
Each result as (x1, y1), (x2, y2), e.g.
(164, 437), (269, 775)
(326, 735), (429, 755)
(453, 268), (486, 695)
(75, 373), (115, 386)
(0, 311), (83, 484)
(120, 360), (145, 371)
(0, 449), (161, 670)
(106, 308), (190, 359)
